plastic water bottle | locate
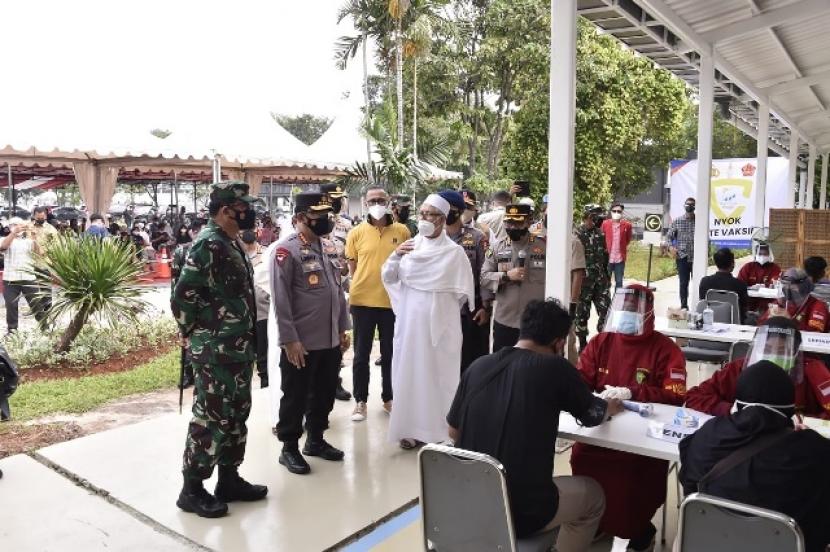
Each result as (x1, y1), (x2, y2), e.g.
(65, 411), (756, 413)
(702, 302), (714, 331)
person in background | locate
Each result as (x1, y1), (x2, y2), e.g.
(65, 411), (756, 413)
(344, 186), (411, 422)
(29, 206), (57, 248)
(240, 230), (268, 388)
(667, 197), (696, 310)
(679, 361), (830, 552)
(86, 213), (109, 239)
(573, 204), (611, 352)
(460, 189), (490, 237)
(601, 202), (633, 290)
(257, 215), (278, 247)
(480, 204), (547, 351)
(448, 299), (623, 552)
(391, 194), (418, 238)
(685, 316), (830, 418)
(382, 193), (474, 449)
(759, 267), (828, 333)
(1, 218), (49, 333)
(804, 255), (830, 285)
(477, 189), (511, 244)
(572, 284), (687, 552)
(738, 241), (782, 317)
(698, 247), (748, 323)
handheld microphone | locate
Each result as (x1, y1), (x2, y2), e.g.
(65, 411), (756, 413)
(518, 249), (527, 268)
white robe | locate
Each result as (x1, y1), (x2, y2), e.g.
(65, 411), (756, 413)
(382, 231), (476, 444)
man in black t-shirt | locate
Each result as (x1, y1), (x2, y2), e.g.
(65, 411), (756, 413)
(447, 299), (623, 552)
(698, 247), (748, 322)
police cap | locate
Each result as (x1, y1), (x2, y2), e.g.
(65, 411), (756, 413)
(504, 204), (532, 221)
(320, 183), (347, 198)
(294, 192), (333, 214)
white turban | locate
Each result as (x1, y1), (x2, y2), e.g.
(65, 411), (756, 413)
(422, 194), (450, 216)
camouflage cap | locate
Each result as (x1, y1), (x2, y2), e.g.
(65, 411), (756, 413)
(210, 180), (256, 204)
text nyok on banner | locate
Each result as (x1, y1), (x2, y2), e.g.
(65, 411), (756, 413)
(668, 158), (790, 248)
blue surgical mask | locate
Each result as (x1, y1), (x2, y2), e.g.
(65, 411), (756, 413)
(612, 311), (643, 335)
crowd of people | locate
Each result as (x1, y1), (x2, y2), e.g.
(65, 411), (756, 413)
(159, 180), (830, 551)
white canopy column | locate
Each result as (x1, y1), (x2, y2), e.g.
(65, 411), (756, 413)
(545, 0), (577, 303)
(799, 170), (807, 208)
(755, 103), (769, 229)
(72, 162), (119, 216)
(691, 51), (714, 307)
(821, 153), (828, 210)
(788, 133), (799, 208)
(807, 145), (817, 209)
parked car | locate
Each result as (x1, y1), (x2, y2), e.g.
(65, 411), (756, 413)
(0, 207), (32, 220)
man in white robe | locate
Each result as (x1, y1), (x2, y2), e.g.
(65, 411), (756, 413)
(382, 192), (475, 448)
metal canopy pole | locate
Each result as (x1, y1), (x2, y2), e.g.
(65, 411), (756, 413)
(6, 163), (12, 212)
(821, 153), (828, 210)
(807, 145), (817, 209)
(691, 50), (714, 308)
(799, 170), (808, 209)
(788, 133), (799, 208)
(755, 103), (769, 229)
(545, 0), (577, 303)
(269, 176), (274, 212)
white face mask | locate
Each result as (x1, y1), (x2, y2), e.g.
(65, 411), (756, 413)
(611, 212), (622, 221)
(734, 400), (794, 420)
(418, 220), (436, 237)
(756, 255), (770, 265)
(368, 205), (388, 221)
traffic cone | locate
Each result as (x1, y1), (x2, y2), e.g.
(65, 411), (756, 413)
(156, 246), (172, 280)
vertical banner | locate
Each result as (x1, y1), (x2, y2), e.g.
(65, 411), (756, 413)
(669, 158), (790, 247)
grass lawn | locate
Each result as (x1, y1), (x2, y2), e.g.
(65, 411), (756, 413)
(624, 243), (752, 282)
(8, 349), (179, 422)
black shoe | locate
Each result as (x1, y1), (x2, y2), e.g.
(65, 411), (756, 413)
(335, 378), (351, 401)
(279, 446), (311, 474)
(374, 357), (382, 366)
(303, 436), (344, 461)
(0, 468), (3, 479)
(259, 373), (269, 389)
(176, 479), (228, 518)
(627, 523), (657, 552)
(214, 467), (268, 502)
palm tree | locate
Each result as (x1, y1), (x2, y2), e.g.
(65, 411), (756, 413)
(404, 14), (433, 161)
(30, 236), (149, 353)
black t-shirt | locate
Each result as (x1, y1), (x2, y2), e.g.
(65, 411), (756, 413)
(698, 271), (748, 323)
(446, 347), (607, 537)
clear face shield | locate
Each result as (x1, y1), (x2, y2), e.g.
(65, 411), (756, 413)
(604, 288), (650, 336)
(745, 326), (803, 384)
(752, 241), (774, 265)
(778, 272), (813, 309)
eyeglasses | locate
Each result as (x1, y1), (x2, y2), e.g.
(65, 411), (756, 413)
(418, 210), (443, 221)
(611, 209), (623, 214)
(366, 198), (388, 206)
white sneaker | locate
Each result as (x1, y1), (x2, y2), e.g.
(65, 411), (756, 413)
(382, 400), (393, 415)
(351, 402), (367, 422)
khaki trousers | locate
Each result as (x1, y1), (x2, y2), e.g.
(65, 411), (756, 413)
(539, 475), (606, 552)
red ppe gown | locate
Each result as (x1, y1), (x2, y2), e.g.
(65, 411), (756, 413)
(685, 356), (830, 419)
(570, 323), (687, 539)
(758, 295), (829, 333)
(737, 261), (781, 313)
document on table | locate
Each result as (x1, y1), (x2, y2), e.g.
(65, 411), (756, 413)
(802, 417), (830, 439)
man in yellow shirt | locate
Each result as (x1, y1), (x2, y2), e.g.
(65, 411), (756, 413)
(345, 186), (411, 422)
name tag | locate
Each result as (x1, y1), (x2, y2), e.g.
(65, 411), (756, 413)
(301, 260), (323, 273)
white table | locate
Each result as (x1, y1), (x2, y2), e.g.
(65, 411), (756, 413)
(801, 332), (830, 354)
(655, 316), (757, 344)
(558, 403), (712, 463)
(748, 286), (779, 299)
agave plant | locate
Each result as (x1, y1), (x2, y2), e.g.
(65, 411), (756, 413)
(29, 235), (149, 353)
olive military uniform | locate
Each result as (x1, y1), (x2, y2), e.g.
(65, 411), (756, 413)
(481, 205), (547, 352)
(271, 193), (351, 449)
(171, 187), (257, 484)
(574, 219), (611, 343)
(171, 240), (196, 388)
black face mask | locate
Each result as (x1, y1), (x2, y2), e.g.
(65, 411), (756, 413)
(307, 216), (334, 236)
(685, 205), (695, 213)
(34, 219), (45, 226)
(507, 228), (528, 242)
(398, 206), (411, 222)
(331, 198), (342, 214)
(446, 210), (460, 225)
(231, 206), (256, 230)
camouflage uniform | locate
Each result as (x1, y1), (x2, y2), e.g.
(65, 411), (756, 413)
(172, 195), (257, 482)
(574, 223), (611, 340)
(171, 241), (195, 386)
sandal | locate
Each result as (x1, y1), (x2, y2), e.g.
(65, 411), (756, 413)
(399, 438), (420, 450)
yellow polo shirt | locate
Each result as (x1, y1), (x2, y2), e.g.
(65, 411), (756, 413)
(345, 221), (411, 308)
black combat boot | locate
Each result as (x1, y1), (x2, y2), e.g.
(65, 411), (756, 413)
(578, 334), (588, 353)
(176, 476), (228, 518)
(279, 443), (311, 474)
(335, 377), (351, 401)
(214, 466), (268, 502)
(258, 372), (269, 389)
(303, 432), (344, 461)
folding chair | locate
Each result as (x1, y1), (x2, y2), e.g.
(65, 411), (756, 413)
(678, 492), (805, 552)
(705, 289), (741, 326)
(681, 301), (734, 382)
(419, 444), (558, 552)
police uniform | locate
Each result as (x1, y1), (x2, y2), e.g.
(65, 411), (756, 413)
(574, 206), (611, 347)
(481, 204), (547, 351)
(272, 192), (351, 473)
(172, 181), (265, 516)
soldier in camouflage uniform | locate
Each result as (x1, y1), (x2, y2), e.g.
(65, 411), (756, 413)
(172, 181), (267, 518)
(170, 219), (203, 389)
(574, 204), (612, 351)
(392, 194), (418, 238)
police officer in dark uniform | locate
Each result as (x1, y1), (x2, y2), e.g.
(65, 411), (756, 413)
(271, 192), (352, 475)
(439, 190), (491, 372)
(574, 204), (612, 351)
(481, 204), (547, 351)
(392, 194), (418, 237)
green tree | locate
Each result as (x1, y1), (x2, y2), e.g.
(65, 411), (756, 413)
(31, 236), (149, 353)
(272, 113), (333, 145)
(683, 112), (758, 159)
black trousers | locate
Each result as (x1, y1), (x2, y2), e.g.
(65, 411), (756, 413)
(676, 257), (693, 309)
(3, 281), (51, 331)
(276, 347), (341, 443)
(351, 306), (394, 403)
(461, 312), (489, 373)
(492, 321), (520, 353)
(255, 319), (268, 380)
